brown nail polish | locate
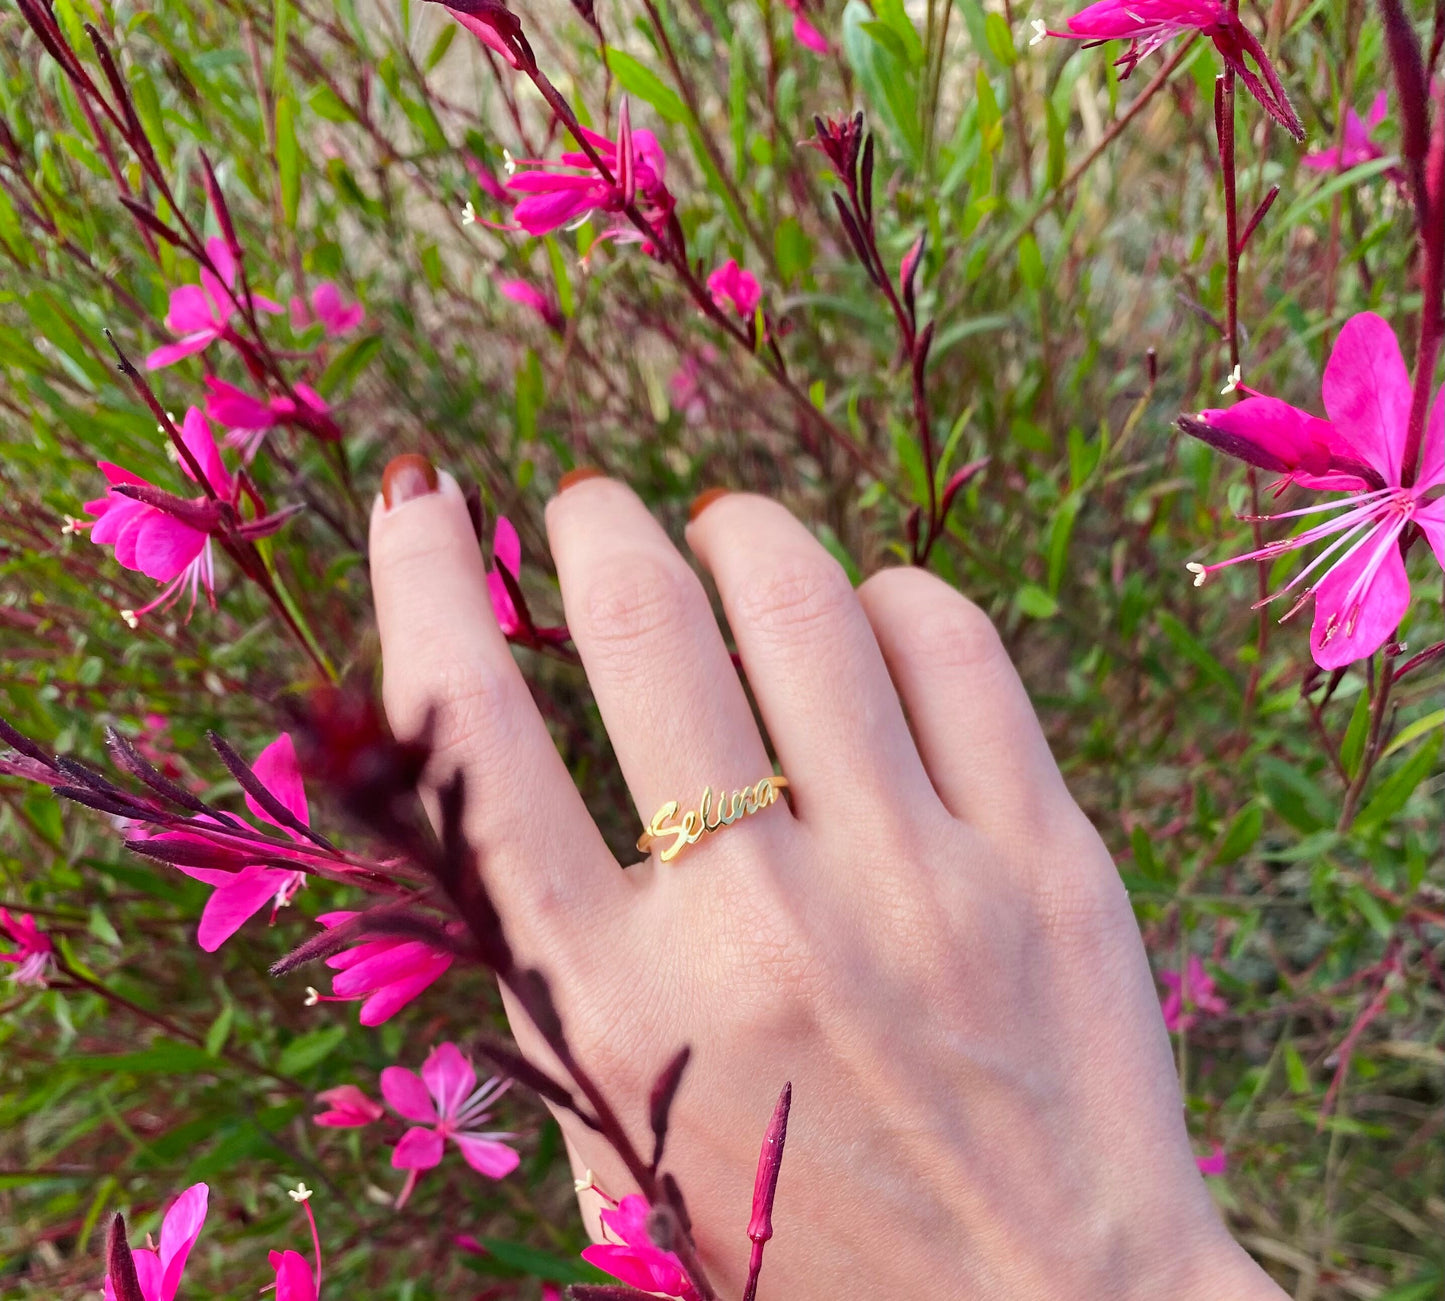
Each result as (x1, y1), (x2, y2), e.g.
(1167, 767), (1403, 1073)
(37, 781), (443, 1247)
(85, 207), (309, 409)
(558, 466), (606, 493)
(688, 487), (729, 522)
(381, 454), (439, 509)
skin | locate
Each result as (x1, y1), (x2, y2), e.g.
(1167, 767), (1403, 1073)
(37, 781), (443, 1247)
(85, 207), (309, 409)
(369, 466), (1288, 1301)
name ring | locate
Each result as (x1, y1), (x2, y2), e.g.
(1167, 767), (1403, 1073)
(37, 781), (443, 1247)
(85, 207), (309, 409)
(636, 776), (790, 863)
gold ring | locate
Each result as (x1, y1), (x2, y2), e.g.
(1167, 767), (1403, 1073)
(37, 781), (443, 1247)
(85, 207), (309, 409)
(636, 776), (790, 863)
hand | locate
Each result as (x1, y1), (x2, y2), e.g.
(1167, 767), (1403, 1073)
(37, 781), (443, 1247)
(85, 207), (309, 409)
(368, 461), (1284, 1301)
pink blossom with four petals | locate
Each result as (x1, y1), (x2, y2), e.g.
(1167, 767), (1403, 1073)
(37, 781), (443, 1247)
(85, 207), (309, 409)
(1303, 92), (1389, 173)
(0, 909), (54, 986)
(102, 1182), (208, 1301)
(145, 237), (281, 370)
(1186, 312), (1445, 668)
(204, 376), (334, 462)
(381, 1042), (519, 1207)
(83, 408), (232, 627)
(580, 1194), (699, 1300)
(312, 910), (455, 1025)
(159, 733), (311, 951)
(312, 1084), (385, 1127)
(707, 259), (762, 319)
(1159, 955), (1228, 1032)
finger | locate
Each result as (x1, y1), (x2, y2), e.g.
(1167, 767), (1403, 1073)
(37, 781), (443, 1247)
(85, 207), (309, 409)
(856, 566), (1072, 830)
(369, 457), (632, 941)
(545, 475), (782, 861)
(684, 493), (935, 819)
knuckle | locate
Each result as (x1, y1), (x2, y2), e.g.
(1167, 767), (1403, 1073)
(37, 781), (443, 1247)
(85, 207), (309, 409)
(905, 595), (1009, 677)
(734, 553), (853, 638)
(392, 656), (520, 782)
(579, 552), (696, 649)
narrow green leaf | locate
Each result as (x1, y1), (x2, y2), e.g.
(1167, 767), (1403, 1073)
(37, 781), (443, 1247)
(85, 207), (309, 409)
(1353, 734), (1442, 833)
(1339, 688), (1371, 779)
(276, 1024), (347, 1075)
(275, 93), (300, 225)
(605, 49), (687, 123)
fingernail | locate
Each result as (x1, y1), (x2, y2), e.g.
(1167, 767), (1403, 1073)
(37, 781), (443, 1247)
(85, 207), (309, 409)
(688, 487), (729, 522)
(558, 466), (606, 493)
(381, 454), (439, 509)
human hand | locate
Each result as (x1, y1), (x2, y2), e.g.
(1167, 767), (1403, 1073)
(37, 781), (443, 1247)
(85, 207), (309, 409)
(368, 460), (1284, 1301)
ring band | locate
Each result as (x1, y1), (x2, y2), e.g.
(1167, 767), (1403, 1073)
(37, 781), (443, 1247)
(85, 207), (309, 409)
(636, 776), (790, 863)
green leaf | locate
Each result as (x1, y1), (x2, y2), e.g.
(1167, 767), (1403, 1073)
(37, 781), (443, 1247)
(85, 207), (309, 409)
(1045, 96), (1066, 188)
(317, 333), (381, 397)
(983, 11), (1017, 67)
(873, 0), (925, 65)
(1339, 688), (1371, 779)
(1382, 708), (1443, 759)
(1015, 584), (1058, 619)
(1353, 734), (1442, 833)
(470, 1238), (610, 1284)
(605, 49), (687, 124)
(1156, 611), (1240, 698)
(1372, 1270), (1444, 1301)
(774, 216), (813, 283)
(424, 21), (457, 70)
(275, 93), (301, 226)
(67, 1041), (220, 1076)
(1283, 1041), (1309, 1094)
(1213, 802), (1263, 865)
(276, 1024), (347, 1075)
(205, 1002), (234, 1058)
(842, 0), (922, 165)
(1018, 233), (1044, 291)
(1346, 884), (1394, 939)
(1046, 494), (1080, 594)
(271, 0), (292, 102)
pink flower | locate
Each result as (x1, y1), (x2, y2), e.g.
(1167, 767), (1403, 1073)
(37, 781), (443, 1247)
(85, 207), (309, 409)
(268, 1185), (324, 1301)
(381, 1042), (519, 1207)
(0, 909), (54, 987)
(580, 1195), (699, 1300)
(1195, 1142), (1227, 1176)
(145, 237), (282, 369)
(311, 910), (455, 1025)
(103, 1183), (208, 1301)
(308, 281), (366, 336)
(162, 733), (310, 951)
(668, 351), (710, 424)
(497, 278), (563, 332)
(270, 1250), (318, 1301)
(487, 516), (523, 635)
(1046, 1), (1303, 140)
(313, 1084), (384, 1127)
(1303, 92), (1388, 173)
(204, 376), (334, 462)
(707, 259), (762, 318)
(508, 101), (673, 247)
(1184, 313), (1445, 668)
(465, 153), (514, 205)
(1159, 955), (1228, 1032)
(782, 0), (828, 53)
(83, 408), (231, 627)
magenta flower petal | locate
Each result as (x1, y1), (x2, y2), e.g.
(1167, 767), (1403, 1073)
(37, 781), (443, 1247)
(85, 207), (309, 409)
(164, 285), (220, 335)
(314, 1084), (384, 1126)
(205, 377), (277, 430)
(421, 1041), (476, 1117)
(392, 1125), (446, 1169)
(246, 733), (310, 831)
(178, 407), (232, 494)
(272, 1249), (318, 1301)
(381, 1066), (437, 1122)
(196, 867), (287, 952)
(1308, 526), (1411, 668)
(453, 1133), (522, 1177)
(157, 1183), (209, 1301)
(357, 957), (450, 1025)
(1195, 1143), (1227, 1176)
(493, 516), (521, 576)
(792, 13), (828, 52)
(145, 335), (216, 370)
(1321, 311), (1411, 485)
(132, 513), (207, 583)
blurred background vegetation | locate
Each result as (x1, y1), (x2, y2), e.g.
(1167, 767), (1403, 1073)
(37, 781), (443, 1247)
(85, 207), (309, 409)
(0, 0), (1441, 1295)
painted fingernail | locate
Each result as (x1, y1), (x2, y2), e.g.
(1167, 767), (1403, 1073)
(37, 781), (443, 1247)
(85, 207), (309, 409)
(688, 487), (729, 522)
(381, 454), (439, 509)
(558, 466), (606, 493)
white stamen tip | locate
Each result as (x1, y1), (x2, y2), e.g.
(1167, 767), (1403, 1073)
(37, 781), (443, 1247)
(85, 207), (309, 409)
(502, 147), (517, 176)
(1220, 364), (1241, 395)
(304, 986), (321, 1006)
(461, 201), (477, 226)
(1029, 18), (1048, 45)
(289, 1182), (313, 1203)
(574, 1169), (595, 1193)
(120, 609), (139, 628)
(61, 514), (82, 535)
(1186, 562), (1207, 587)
